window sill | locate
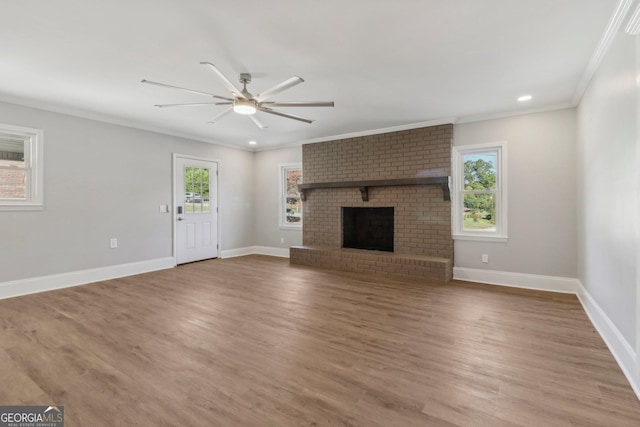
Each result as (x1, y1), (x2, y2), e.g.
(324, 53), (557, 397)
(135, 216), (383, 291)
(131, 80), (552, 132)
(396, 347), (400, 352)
(279, 224), (302, 231)
(452, 233), (508, 243)
(0, 204), (44, 211)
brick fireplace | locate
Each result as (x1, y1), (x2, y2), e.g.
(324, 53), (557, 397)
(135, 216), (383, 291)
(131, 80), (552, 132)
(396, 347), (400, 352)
(290, 124), (453, 281)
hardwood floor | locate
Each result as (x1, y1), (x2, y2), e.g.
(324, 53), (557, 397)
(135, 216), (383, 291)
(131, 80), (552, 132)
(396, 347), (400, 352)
(1, 255), (639, 426)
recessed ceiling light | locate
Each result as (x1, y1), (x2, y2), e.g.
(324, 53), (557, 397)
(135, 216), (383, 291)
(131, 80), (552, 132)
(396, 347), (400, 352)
(249, 140), (257, 145)
(518, 95), (532, 102)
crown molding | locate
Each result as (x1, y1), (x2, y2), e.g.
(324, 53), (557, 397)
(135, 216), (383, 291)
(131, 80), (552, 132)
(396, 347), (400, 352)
(0, 93), (254, 152)
(455, 103), (575, 125)
(572, 0), (635, 106)
(299, 117), (458, 145)
(253, 117), (458, 152)
(254, 103), (580, 152)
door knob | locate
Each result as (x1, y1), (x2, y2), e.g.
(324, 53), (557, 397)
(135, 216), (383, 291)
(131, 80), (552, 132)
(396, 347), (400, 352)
(177, 217), (184, 221)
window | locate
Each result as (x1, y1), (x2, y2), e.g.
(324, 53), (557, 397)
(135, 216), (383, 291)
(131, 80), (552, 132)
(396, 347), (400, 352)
(280, 163), (302, 228)
(0, 124), (43, 211)
(184, 166), (210, 213)
(452, 142), (507, 241)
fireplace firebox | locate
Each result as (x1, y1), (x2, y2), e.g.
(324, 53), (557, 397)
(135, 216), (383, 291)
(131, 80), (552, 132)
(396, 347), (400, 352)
(342, 207), (394, 252)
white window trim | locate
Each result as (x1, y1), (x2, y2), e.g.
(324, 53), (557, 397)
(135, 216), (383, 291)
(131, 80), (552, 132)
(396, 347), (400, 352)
(0, 124), (44, 211)
(452, 141), (508, 242)
(279, 162), (302, 230)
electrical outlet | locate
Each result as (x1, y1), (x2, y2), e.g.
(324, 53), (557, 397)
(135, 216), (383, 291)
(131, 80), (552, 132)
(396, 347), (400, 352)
(159, 205), (168, 213)
(110, 238), (118, 249)
(482, 254), (489, 263)
(280, 237), (285, 244)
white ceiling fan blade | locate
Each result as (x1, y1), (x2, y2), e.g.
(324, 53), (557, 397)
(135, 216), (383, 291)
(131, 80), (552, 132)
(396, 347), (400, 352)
(154, 102), (233, 108)
(200, 62), (245, 99)
(249, 114), (267, 129)
(260, 101), (334, 108)
(255, 76), (304, 102)
(207, 107), (233, 124)
(257, 106), (313, 124)
(141, 79), (232, 100)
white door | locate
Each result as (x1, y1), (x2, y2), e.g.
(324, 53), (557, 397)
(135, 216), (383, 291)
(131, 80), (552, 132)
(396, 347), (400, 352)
(175, 156), (219, 264)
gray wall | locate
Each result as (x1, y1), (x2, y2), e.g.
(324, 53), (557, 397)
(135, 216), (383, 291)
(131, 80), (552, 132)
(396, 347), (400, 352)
(254, 111), (579, 279)
(254, 146), (302, 248)
(576, 32), (638, 349)
(0, 101), (254, 282)
(454, 109), (577, 278)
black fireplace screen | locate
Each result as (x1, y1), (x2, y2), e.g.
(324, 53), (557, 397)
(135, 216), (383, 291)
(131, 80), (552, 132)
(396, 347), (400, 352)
(342, 207), (394, 252)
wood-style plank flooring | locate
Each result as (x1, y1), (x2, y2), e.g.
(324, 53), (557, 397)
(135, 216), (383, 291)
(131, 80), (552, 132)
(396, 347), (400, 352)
(1, 255), (639, 426)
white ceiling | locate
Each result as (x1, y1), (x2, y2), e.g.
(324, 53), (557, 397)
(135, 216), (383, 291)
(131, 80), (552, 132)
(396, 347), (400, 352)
(0, 0), (619, 150)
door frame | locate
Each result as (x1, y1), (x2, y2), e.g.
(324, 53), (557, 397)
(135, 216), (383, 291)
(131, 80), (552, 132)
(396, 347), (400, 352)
(172, 153), (221, 264)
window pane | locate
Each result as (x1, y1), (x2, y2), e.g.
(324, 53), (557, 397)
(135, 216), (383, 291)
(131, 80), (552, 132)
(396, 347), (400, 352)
(196, 168), (203, 213)
(184, 165), (193, 213)
(281, 165), (302, 226)
(202, 189), (210, 213)
(0, 168), (26, 198)
(286, 197), (302, 223)
(202, 168), (210, 212)
(286, 169), (302, 196)
(463, 152), (497, 190)
(185, 166), (194, 193)
(0, 139), (26, 199)
(463, 193), (496, 231)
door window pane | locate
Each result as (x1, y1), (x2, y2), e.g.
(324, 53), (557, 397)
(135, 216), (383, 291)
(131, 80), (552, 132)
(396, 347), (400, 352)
(201, 168), (210, 213)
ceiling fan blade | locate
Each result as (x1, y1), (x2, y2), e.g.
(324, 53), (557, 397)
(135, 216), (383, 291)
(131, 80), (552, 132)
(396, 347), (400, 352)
(260, 101), (334, 108)
(207, 107), (233, 124)
(255, 76), (304, 102)
(154, 102), (232, 108)
(249, 115), (267, 129)
(141, 80), (232, 100)
(200, 62), (245, 99)
(257, 106), (314, 124)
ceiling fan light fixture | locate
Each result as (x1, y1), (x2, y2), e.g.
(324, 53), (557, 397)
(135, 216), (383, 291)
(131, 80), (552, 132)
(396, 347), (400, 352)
(233, 99), (257, 115)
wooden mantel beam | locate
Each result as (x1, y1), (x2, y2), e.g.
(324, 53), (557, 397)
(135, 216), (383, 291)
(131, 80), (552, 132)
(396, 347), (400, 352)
(298, 176), (451, 202)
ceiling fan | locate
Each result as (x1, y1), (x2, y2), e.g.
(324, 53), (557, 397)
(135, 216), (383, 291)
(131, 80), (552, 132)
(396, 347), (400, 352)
(141, 62), (334, 129)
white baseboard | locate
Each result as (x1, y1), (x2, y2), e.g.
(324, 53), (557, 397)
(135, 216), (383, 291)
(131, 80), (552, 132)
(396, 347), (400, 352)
(576, 281), (639, 400)
(453, 267), (580, 293)
(0, 257), (176, 301)
(220, 246), (290, 259)
(219, 246), (256, 258)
